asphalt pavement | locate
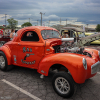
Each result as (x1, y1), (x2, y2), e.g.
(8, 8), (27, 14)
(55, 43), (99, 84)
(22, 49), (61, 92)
(0, 66), (100, 100)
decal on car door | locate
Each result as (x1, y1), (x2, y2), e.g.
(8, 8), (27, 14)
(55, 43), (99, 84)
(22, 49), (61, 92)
(13, 55), (17, 63)
(21, 59), (35, 65)
(21, 47), (35, 65)
(23, 47), (32, 52)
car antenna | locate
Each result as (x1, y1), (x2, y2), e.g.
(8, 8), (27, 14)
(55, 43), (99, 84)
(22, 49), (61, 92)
(45, 28), (47, 36)
(52, 29), (54, 36)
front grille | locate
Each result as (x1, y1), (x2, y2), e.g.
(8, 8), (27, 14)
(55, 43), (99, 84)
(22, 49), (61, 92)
(91, 61), (100, 74)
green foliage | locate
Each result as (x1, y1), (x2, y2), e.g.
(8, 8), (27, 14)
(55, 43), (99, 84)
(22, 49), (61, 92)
(0, 26), (4, 29)
(96, 24), (100, 32)
(21, 22), (32, 27)
(7, 18), (18, 29)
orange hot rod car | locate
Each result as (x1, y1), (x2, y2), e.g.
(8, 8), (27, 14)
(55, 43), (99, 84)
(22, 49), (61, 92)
(0, 26), (100, 98)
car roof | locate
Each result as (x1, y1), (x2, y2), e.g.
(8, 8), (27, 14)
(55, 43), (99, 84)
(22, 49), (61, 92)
(17, 26), (58, 37)
(13, 26), (58, 42)
(19, 26), (57, 31)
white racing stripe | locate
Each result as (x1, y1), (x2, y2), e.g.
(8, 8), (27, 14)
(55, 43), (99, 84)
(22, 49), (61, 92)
(2, 79), (41, 100)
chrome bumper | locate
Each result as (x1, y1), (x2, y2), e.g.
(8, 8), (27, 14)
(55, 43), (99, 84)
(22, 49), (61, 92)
(91, 61), (100, 74)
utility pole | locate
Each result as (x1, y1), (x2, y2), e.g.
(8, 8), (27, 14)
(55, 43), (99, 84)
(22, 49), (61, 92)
(40, 12), (45, 26)
(87, 24), (88, 28)
(60, 18), (61, 25)
(5, 14), (7, 27)
(48, 20), (50, 27)
(66, 19), (67, 26)
(29, 18), (30, 23)
(86, 24), (89, 32)
(37, 20), (38, 26)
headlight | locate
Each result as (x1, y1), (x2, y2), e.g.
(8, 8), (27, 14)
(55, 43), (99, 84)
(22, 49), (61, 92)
(83, 58), (87, 70)
(98, 51), (100, 58)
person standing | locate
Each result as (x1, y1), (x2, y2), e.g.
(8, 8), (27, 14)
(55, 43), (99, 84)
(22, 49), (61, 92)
(10, 29), (15, 40)
(0, 29), (3, 36)
(62, 30), (70, 38)
(7, 29), (11, 36)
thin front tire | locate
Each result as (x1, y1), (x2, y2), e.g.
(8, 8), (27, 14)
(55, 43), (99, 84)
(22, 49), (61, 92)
(52, 72), (75, 98)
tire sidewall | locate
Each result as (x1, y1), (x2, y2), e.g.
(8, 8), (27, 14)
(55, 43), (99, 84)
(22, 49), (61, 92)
(0, 51), (8, 71)
(52, 72), (74, 98)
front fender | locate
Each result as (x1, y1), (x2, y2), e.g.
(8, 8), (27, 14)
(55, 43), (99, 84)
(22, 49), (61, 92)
(0, 45), (11, 65)
(37, 53), (87, 83)
(85, 48), (100, 61)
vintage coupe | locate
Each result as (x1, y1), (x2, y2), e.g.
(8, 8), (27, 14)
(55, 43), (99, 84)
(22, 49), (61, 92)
(0, 26), (100, 98)
(0, 35), (10, 46)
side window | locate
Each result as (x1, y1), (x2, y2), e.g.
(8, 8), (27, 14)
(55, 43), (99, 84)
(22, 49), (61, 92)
(21, 31), (39, 41)
(61, 30), (64, 36)
(69, 30), (76, 38)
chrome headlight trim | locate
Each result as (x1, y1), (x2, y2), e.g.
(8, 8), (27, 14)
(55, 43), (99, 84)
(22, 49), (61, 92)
(83, 58), (87, 70)
(98, 51), (100, 58)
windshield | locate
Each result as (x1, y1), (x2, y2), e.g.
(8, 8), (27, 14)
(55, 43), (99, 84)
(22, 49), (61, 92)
(41, 30), (61, 39)
(78, 32), (85, 38)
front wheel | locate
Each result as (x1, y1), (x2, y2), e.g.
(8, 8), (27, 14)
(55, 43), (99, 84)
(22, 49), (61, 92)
(52, 72), (75, 98)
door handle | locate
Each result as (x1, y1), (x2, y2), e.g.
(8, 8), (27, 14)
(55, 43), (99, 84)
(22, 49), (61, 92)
(18, 43), (21, 45)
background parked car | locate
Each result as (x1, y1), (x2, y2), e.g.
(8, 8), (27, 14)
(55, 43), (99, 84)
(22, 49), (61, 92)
(85, 32), (100, 44)
(0, 29), (18, 46)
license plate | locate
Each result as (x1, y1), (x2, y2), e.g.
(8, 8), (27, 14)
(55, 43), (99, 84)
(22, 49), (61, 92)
(91, 61), (100, 74)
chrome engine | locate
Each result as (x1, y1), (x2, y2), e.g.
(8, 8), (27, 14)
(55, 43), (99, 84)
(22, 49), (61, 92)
(53, 38), (92, 57)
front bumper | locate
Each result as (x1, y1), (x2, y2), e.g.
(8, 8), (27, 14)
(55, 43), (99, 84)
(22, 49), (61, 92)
(91, 61), (100, 74)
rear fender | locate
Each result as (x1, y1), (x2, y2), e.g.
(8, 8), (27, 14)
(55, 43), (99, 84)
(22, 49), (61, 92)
(0, 46), (11, 65)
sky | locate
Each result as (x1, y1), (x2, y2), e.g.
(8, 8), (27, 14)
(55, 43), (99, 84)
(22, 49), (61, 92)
(0, 0), (100, 28)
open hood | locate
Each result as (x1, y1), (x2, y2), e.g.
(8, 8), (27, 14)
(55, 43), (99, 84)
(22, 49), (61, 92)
(77, 33), (100, 47)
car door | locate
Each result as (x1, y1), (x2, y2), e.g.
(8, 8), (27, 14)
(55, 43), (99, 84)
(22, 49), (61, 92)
(17, 30), (45, 69)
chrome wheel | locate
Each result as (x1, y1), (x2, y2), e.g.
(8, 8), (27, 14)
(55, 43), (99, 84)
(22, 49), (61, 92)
(55, 77), (70, 94)
(0, 56), (5, 68)
(52, 72), (75, 98)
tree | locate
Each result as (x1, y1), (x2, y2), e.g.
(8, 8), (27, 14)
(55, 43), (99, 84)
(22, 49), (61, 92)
(0, 26), (4, 29)
(96, 24), (100, 32)
(21, 22), (32, 27)
(7, 18), (18, 29)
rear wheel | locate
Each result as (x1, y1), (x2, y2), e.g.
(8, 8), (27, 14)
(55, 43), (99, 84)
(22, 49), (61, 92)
(0, 41), (6, 46)
(52, 72), (75, 98)
(0, 51), (13, 71)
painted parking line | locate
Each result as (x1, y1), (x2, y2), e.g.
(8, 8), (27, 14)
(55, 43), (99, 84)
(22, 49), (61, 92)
(97, 72), (100, 74)
(2, 79), (41, 100)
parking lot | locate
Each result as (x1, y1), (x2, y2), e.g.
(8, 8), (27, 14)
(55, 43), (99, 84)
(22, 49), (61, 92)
(0, 45), (100, 100)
